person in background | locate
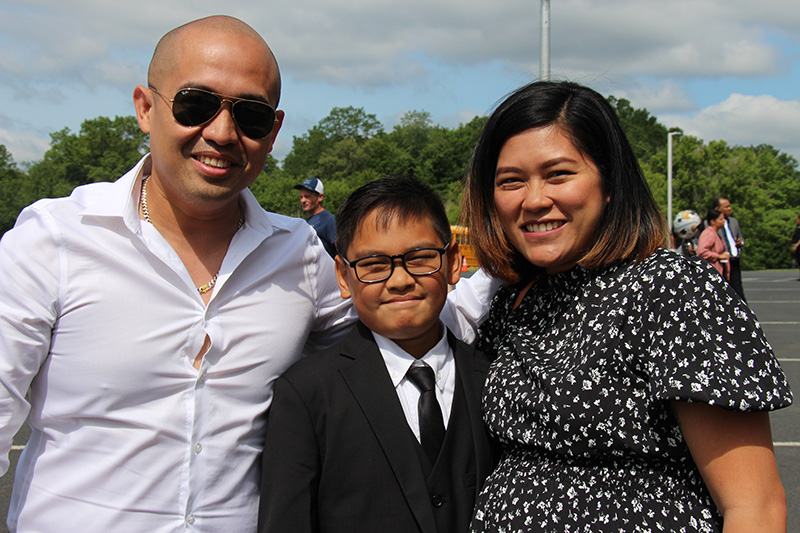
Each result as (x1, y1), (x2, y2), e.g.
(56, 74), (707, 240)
(671, 209), (702, 258)
(294, 176), (337, 257)
(0, 16), (497, 533)
(791, 214), (800, 280)
(713, 196), (746, 301)
(260, 176), (495, 533)
(697, 209), (731, 280)
(462, 80), (792, 532)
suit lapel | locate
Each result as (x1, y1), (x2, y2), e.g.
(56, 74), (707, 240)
(338, 322), (437, 533)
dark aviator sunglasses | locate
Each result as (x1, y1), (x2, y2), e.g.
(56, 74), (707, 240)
(149, 86), (278, 140)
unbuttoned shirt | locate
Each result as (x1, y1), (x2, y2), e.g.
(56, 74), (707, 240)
(375, 330), (455, 441)
(0, 154), (499, 533)
(0, 155), (356, 533)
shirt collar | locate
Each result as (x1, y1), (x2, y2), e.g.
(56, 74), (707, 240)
(78, 153), (150, 232)
(373, 327), (452, 391)
(77, 153), (297, 240)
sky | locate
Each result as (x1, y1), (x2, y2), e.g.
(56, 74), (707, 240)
(1, 0), (799, 168)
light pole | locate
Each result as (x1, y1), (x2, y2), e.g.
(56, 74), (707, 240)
(540, 0), (550, 80)
(667, 131), (681, 230)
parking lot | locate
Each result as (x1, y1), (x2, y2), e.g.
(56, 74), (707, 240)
(2, 269), (799, 531)
(744, 270), (800, 532)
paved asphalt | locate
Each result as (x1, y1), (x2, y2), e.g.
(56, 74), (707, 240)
(1, 269), (799, 531)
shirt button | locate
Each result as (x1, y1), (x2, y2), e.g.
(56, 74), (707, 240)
(194, 443), (202, 454)
(431, 495), (444, 508)
(186, 515), (196, 525)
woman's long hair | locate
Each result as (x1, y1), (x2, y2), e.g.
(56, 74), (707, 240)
(462, 80), (667, 284)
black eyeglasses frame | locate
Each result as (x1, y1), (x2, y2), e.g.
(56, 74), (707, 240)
(342, 244), (451, 284)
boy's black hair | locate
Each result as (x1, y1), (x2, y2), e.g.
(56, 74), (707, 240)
(335, 175), (452, 259)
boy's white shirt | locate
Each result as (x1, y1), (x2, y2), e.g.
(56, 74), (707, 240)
(373, 330), (455, 441)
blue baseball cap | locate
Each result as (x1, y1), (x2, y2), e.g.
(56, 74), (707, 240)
(293, 177), (324, 194)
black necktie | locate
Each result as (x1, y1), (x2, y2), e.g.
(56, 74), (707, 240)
(406, 363), (445, 464)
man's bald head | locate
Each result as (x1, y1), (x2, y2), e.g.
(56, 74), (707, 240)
(148, 15), (281, 106)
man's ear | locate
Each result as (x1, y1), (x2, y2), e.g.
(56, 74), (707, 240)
(133, 85), (154, 134)
(264, 109), (284, 153)
(334, 255), (353, 299)
(445, 239), (463, 286)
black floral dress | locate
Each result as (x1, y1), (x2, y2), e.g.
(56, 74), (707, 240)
(471, 248), (792, 532)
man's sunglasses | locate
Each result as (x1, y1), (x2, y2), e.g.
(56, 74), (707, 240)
(149, 86), (277, 140)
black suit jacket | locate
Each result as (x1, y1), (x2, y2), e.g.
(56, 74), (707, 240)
(258, 321), (494, 533)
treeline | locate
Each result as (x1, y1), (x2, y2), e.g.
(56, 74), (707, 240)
(1, 100), (798, 270)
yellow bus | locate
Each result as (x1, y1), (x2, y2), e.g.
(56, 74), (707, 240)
(450, 225), (479, 269)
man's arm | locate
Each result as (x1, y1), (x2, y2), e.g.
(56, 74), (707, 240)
(731, 217), (744, 247)
(442, 268), (502, 344)
(305, 236), (357, 355)
(259, 376), (321, 533)
(0, 207), (60, 474)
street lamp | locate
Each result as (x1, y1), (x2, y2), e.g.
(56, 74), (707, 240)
(540, 0), (550, 81)
(667, 131), (681, 230)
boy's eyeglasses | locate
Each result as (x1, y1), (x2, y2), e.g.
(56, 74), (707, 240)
(148, 86), (277, 140)
(343, 244), (450, 284)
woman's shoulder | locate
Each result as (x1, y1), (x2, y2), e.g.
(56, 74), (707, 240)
(613, 247), (724, 295)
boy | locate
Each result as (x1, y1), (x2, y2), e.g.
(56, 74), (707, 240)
(258, 176), (495, 533)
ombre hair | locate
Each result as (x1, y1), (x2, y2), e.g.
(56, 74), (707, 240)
(461, 80), (667, 284)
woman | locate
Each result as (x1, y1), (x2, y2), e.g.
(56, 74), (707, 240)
(697, 209), (731, 279)
(463, 80), (792, 532)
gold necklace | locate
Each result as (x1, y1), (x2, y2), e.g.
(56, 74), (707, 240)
(139, 176), (244, 294)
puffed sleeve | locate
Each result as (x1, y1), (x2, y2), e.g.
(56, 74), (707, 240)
(640, 253), (792, 411)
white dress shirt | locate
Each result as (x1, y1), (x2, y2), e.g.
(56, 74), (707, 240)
(0, 155), (355, 532)
(374, 330), (455, 441)
(723, 220), (739, 257)
(0, 154), (499, 532)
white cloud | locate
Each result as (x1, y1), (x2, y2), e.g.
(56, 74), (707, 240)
(599, 80), (697, 113)
(661, 94), (800, 161)
(3, 0), (795, 87)
(0, 0), (798, 166)
(0, 127), (50, 165)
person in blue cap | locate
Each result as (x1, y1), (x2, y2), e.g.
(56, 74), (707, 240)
(294, 177), (336, 257)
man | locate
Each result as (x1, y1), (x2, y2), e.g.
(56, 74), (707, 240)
(294, 176), (336, 257)
(0, 17), (496, 532)
(713, 196), (746, 301)
(792, 214), (800, 280)
(0, 16), (358, 533)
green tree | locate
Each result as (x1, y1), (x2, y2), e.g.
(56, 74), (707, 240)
(612, 97), (800, 269)
(0, 145), (29, 234)
(608, 96), (669, 160)
(282, 107), (384, 179)
(7, 99), (798, 271)
(26, 115), (149, 201)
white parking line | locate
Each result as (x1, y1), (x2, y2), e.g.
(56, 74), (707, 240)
(774, 442), (800, 447)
